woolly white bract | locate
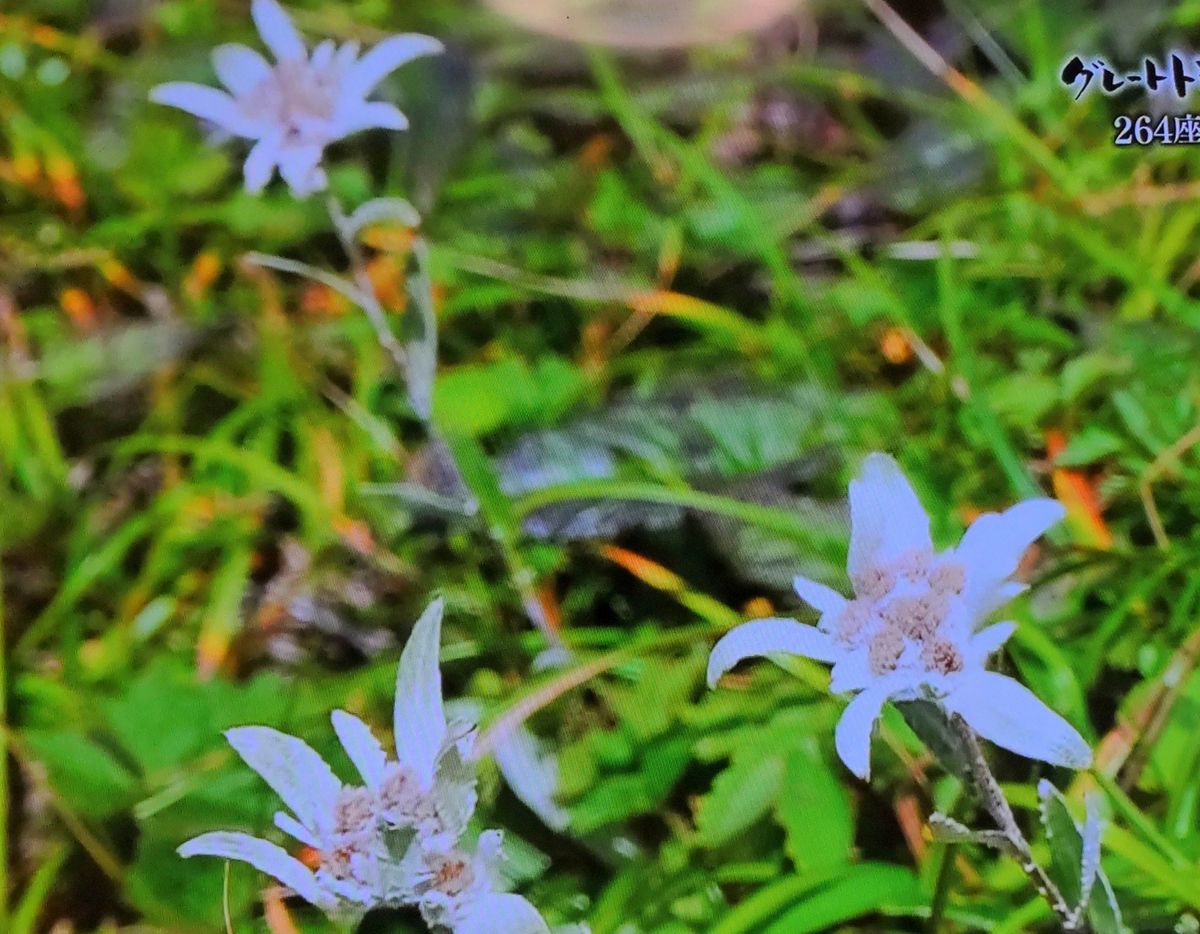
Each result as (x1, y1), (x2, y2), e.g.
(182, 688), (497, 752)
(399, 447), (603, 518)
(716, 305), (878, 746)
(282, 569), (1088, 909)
(150, 0), (441, 196)
(707, 453), (1091, 780)
(179, 599), (550, 933)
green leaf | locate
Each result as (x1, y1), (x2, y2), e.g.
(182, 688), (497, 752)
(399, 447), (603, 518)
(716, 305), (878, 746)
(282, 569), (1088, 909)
(103, 668), (212, 775)
(1038, 781), (1124, 931)
(24, 729), (138, 819)
(570, 774), (660, 833)
(710, 863), (922, 934)
(764, 864), (924, 933)
(774, 742), (854, 876)
(695, 753), (784, 848)
(568, 737), (690, 832)
(125, 832), (259, 928)
(927, 813), (1011, 851)
(434, 356), (585, 437)
(987, 372), (1058, 430)
(1059, 352), (1129, 404)
(1054, 427), (1125, 467)
(896, 699), (972, 781)
(604, 654), (704, 740)
(1038, 780), (1085, 909)
(1087, 870), (1126, 934)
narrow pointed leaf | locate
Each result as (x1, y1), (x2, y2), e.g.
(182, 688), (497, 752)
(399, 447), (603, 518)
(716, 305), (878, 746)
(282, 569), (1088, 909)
(1037, 780), (1084, 909)
(1087, 869), (1125, 934)
(928, 813), (1013, 852)
(431, 743), (478, 839)
(1079, 793), (1103, 912)
(896, 700), (973, 781)
(403, 237), (438, 421)
(338, 197), (422, 241)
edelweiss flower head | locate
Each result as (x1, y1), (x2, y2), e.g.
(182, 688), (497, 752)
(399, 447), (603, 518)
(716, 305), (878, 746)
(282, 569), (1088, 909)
(150, 0), (442, 196)
(707, 453), (1092, 780)
(178, 599), (552, 932)
(416, 830), (550, 934)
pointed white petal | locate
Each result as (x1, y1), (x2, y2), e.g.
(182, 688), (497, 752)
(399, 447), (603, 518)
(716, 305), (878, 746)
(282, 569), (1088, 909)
(150, 82), (253, 136)
(332, 101), (409, 138)
(971, 581), (1028, 620)
(394, 598), (448, 789)
(309, 38), (335, 70)
(331, 710), (388, 790)
(492, 724), (569, 831)
(943, 671), (1091, 768)
(792, 575), (849, 618)
(955, 498), (1064, 609)
(966, 621), (1017, 666)
(847, 453), (932, 580)
(828, 652), (873, 694)
(333, 40), (362, 73)
(273, 810), (318, 847)
(706, 618), (838, 688)
(343, 34), (444, 97)
(834, 683), (891, 780)
(178, 831), (332, 908)
(224, 726), (343, 837)
(455, 893), (551, 934)
(211, 43), (271, 95)
(276, 144), (326, 196)
(473, 828), (506, 885)
(242, 136), (279, 192)
(297, 166), (328, 197)
(251, 0), (306, 61)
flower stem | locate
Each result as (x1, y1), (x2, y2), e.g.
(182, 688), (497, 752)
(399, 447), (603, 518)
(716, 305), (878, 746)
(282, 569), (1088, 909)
(927, 838), (958, 934)
(327, 197), (414, 385)
(326, 199), (567, 656)
(949, 714), (1078, 930)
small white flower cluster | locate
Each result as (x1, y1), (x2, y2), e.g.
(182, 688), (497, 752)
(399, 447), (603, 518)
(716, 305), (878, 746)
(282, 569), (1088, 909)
(179, 600), (553, 934)
(151, 0), (441, 196)
(708, 452), (1092, 780)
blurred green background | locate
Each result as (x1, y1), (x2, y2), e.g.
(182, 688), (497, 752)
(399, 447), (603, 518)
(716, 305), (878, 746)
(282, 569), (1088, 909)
(3, 0), (1200, 930)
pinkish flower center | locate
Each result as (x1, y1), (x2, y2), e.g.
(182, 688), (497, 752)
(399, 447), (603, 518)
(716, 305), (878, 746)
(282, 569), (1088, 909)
(333, 785), (376, 837)
(427, 851), (475, 897)
(838, 549), (968, 677)
(378, 763), (438, 827)
(239, 59), (339, 140)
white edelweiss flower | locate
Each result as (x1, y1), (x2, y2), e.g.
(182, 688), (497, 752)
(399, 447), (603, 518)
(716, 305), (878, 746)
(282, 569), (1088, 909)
(707, 452), (1092, 781)
(178, 598), (465, 917)
(150, 0), (442, 196)
(179, 598), (556, 929)
(331, 598), (479, 848)
(177, 725), (386, 919)
(417, 831), (551, 934)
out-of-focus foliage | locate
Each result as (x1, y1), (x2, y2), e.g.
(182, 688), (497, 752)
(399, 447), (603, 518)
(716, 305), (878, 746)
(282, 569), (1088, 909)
(3, 0), (1200, 931)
